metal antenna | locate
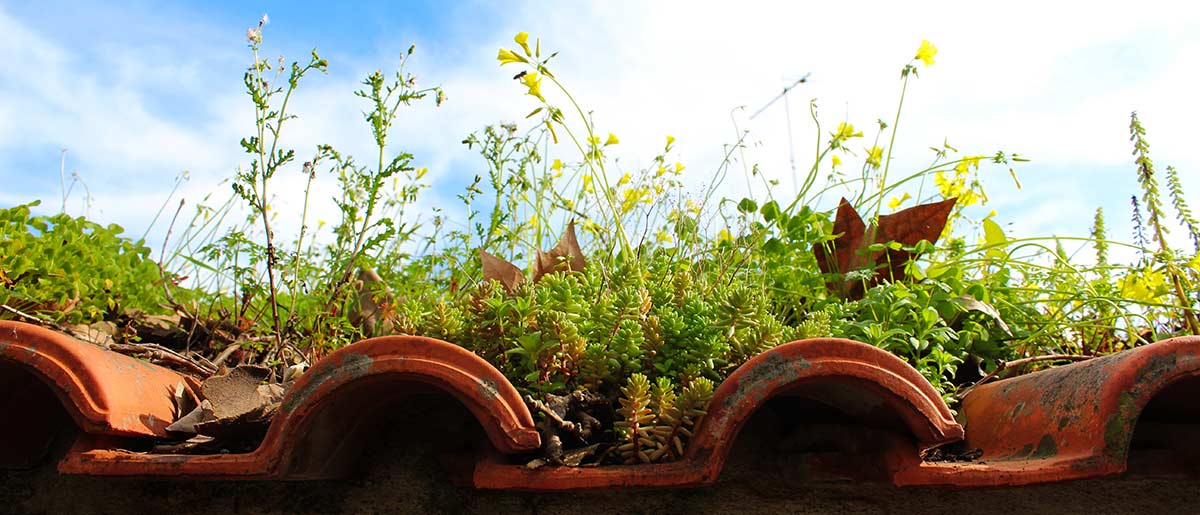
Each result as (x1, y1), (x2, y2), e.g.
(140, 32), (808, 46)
(749, 72), (810, 191)
(749, 72), (810, 120)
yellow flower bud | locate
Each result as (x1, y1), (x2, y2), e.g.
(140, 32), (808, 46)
(497, 48), (526, 66)
(514, 32), (532, 56)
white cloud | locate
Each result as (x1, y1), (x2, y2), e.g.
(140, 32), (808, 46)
(2, 1), (1198, 263)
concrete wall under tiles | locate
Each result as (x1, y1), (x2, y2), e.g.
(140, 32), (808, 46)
(3, 427), (1198, 515)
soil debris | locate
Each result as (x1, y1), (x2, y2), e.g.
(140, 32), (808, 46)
(525, 391), (610, 466)
(922, 445), (984, 462)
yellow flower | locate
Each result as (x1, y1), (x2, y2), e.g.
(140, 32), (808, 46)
(582, 174), (594, 193)
(514, 32), (531, 56)
(655, 230), (674, 244)
(675, 162), (686, 173)
(618, 172), (631, 186)
(666, 135), (676, 147)
(551, 159), (563, 171)
(655, 165), (667, 177)
(621, 187), (650, 213)
(915, 40), (937, 66)
(1121, 269), (1167, 303)
(832, 155), (843, 168)
(520, 71), (544, 101)
(497, 48), (525, 65)
(587, 135), (601, 146)
(888, 193), (911, 209)
(934, 171), (959, 198)
(866, 146), (884, 168)
(717, 229), (733, 243)
(605, 133), (620, 146)
(954, 155), (984, 176)
(834, 122), (863, 141)
(1187, 253), (1200, 273)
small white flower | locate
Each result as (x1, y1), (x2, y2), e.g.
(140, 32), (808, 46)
(246, 27), (262, 44)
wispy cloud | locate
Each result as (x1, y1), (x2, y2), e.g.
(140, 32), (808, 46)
(2, 1), (1197, 260)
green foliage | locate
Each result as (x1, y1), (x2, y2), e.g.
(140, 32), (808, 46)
(393, 249), (787, 395)
(0, 201), (172, 324)
(1165, 166), (1200, 252)
(615, 373), (714, 463)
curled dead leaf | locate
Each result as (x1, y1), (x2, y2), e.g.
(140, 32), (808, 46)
(534, 221), (587, 281)
(875, 197), (957, 283)
(480, 249), (525, 291)
(813, 197), (956, 299)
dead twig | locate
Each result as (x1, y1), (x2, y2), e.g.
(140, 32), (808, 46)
(190, 352), (217, 372)
(956, 354), (1094, 400)
(1, 303), (70, 333)
(108, 343), (216, 378)
(156, 199), (217, 351)
(211, 341), (244, 369)
(525, 394), (585, 440)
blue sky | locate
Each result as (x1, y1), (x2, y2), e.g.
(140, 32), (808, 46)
(2, 1), (1198, 264)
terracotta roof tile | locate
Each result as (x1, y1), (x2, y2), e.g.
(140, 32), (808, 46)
(2, 320), (1197, 488)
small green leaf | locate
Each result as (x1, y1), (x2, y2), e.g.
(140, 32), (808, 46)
(983, 218), (1007, 247)
(761, 201), (780, 222)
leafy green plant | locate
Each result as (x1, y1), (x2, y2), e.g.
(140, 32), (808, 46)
(0, 201), (172, 324)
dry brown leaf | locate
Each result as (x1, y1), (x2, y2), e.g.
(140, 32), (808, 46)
(814, 198), (868, 277)
(874, 197), (957, 282)
(166, 400), (214, 435)
(68, 321), (117, 348)
(201, 365), (271, 420)
(480, 249), (525, 291)
(814, 197), (957, 299)
(534, 221), (587, 281)
(193, 365), (280, 440)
